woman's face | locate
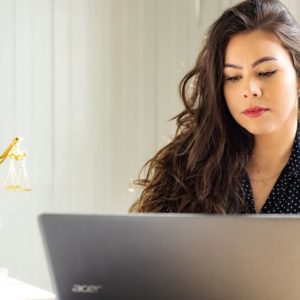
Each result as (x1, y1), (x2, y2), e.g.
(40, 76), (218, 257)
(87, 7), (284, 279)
(223, 29), (300, 136)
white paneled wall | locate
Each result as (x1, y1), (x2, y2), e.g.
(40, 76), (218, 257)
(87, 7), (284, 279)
(282, 0), (300, 20)
(0, 0), (299, 293)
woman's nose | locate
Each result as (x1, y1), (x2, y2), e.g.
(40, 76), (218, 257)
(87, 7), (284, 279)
(243, 81), (262, 98)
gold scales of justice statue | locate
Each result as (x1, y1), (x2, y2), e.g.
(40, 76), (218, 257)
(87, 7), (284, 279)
(0, 137), (31, 280)
(0, 137), (31, 192)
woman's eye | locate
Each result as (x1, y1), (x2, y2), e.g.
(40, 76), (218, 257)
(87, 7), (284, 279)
(224, 75), (241, 82)
(258, 70), (277, 77)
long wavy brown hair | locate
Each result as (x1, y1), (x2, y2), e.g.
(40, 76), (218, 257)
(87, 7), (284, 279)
(129, 0), (300, 214)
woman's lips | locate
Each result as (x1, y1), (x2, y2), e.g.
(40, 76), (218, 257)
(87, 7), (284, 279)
(243, 106), (269, 118)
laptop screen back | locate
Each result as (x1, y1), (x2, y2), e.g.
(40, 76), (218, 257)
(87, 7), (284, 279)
(39, 213), (300, 300)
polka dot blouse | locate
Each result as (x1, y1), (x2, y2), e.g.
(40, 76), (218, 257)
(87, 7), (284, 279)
(242, 126), (300, 214)
(161, 125), (300, 214)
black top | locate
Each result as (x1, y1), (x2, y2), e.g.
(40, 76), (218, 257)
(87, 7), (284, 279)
(161, 124), (300, 214)
(242, 124), (300, 214)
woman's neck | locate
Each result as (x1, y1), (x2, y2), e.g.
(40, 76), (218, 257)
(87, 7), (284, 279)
(248, 119), (297, 176)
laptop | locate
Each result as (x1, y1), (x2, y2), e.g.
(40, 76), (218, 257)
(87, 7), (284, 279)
(39, 213), (300, 300)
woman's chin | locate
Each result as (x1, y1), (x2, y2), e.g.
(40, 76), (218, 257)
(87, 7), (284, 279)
(242, 123), (277, 136)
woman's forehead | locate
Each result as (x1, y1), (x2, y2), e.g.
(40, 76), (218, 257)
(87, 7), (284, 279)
(224, 30), (290, 66)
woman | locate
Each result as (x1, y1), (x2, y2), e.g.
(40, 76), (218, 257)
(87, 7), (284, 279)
(130, 0), (300, 214)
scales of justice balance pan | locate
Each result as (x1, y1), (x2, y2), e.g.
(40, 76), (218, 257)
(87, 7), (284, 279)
(0, 136), (32, 280)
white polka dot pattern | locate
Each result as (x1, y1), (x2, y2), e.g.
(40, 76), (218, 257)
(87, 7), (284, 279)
(242, 127), (300, 214)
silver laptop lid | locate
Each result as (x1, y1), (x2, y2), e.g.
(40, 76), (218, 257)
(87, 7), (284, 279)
(39, 213), (300, 300)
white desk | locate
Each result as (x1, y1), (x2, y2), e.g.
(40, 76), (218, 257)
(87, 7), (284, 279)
(0, 277), (56, 300)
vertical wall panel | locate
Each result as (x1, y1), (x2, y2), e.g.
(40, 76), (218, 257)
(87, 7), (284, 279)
(108, 0), (126, 212)
(88, 0), (110, 212)
(117, 0), (145, 211)
(157, 1), (174, 149)
(31, 0), (53, 197)
(138, 0), (158, 170)
(24, 0), (53, 289)
(0, 0), (14, 150)
(15, 0), (32, 138)
(53, 0), (72, 212)
(69, 0), (92, 212)
(0, 0), (24, 285)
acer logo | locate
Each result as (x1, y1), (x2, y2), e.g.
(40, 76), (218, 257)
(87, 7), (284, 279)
(72, 284), (103, 294)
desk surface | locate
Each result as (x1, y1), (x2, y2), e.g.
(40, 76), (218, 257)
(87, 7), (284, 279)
(0, 277), (56, 300)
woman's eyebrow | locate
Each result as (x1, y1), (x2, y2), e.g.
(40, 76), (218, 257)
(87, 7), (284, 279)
(224, 56), (277, 69)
